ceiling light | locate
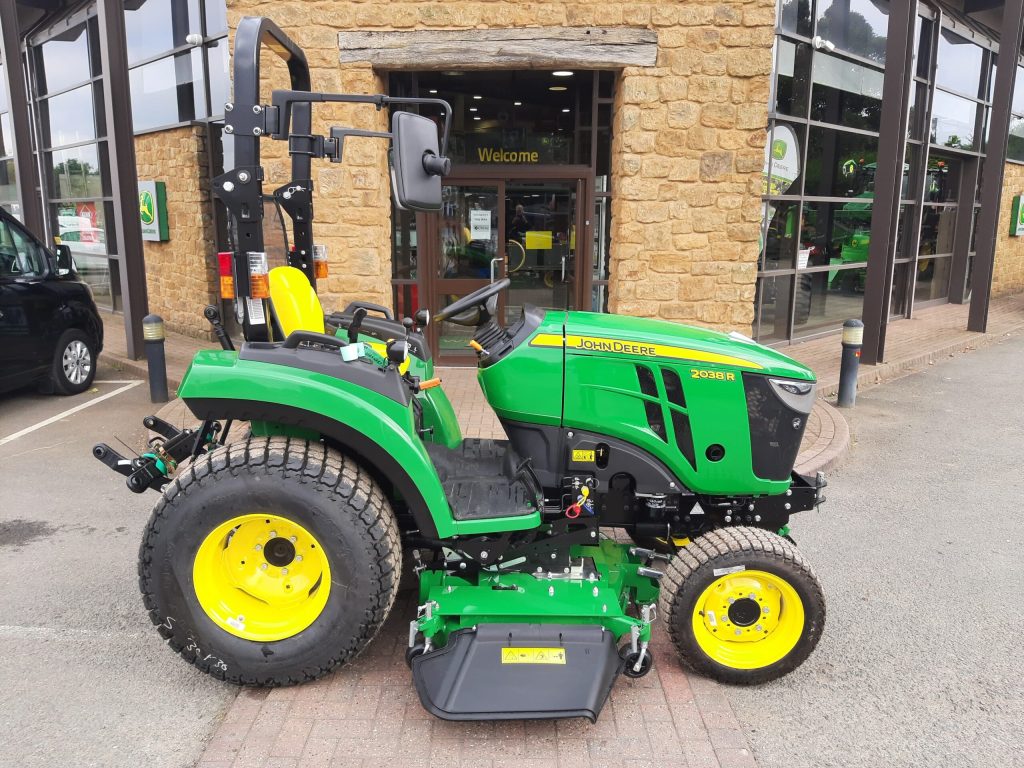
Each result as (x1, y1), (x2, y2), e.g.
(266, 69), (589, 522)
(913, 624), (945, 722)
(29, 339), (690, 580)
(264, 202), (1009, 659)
(514, 101), (522, 106)
(549, 86), (567, 92)
(473, 116), (481, 121)
(473, 95), (482, 100)
(562, 108), (570, 113)
(553, 70), (574, 77)
(428, 89), (438, 94)
(469, 107), (477, 112)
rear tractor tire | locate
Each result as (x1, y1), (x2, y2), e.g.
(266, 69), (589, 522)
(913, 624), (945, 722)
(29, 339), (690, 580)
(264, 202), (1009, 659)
(139, 436), (402, 686)
(660, 526), (825, 685)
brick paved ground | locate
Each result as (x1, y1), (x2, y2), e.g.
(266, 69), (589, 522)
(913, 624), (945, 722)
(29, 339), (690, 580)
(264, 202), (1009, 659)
(114, 295), (1024, 768)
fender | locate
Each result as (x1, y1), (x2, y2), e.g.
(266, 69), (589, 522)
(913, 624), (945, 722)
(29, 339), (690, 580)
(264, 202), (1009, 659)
(178, 349), (461, 537)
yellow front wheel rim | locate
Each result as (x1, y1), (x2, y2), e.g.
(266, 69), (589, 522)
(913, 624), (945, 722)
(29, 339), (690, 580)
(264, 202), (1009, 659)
(691, 570), (804, 670)
(193, 514), (331, 642)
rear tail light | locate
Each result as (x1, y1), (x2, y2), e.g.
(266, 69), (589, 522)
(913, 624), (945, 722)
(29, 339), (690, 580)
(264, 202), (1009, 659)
(248, 251), (270, 299)
(217, 251), (235, 299)
(313, 244), (328, 279)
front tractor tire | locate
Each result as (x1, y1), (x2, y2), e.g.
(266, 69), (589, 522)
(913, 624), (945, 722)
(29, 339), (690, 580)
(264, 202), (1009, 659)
(139, 436), (402, 686)
(661, 526), (825, 685)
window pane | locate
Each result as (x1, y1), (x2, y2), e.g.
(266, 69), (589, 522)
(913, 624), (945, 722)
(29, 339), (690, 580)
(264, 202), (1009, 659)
(2, 220), (46, 277)
(439, 185), (498, 279)
(764, 122), (804, 195)
(391, 206), (417, 279)
(206, 38), (230, 118)
(923, 155), (961, 203)
(930, 90), (979, 150)
(774, 39), (811, 118)
(0, 158), (16, 204)
(0, 112), (12, 157)
(48, 144), (105, 199)
(761, 200), (800, 270)
(755, 274), (793, 343)
(816, 0), (889, 64)
(125, 0), (202, 65)
(919, 206), (956, 256)
(129, 49), (207, 132)
(1013, 65), (1024, 114)
(593, 197), (610, 280)
(591, 283), (608, 313)
(53, 200), (110, 303)
(804, 128), (878, 197)
(810, 53), (884, 132)
(793, 267), (866, 335)
(36, 23), (91, 95)
(0, 62), (7, 111)
(935, 29), (983, 98)
(778, 0), (813, 37)
(205, 0), (228, 35)
(914, 254), (951, 303)
(803, 201), (872, 269)
(41, 85), (96, 148)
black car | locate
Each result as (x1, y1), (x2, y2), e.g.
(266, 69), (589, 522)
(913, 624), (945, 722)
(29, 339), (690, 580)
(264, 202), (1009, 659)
(0, 208), (103, 395)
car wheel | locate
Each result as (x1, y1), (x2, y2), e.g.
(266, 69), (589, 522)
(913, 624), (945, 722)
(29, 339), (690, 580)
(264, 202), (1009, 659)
(49, 328), (97, 395)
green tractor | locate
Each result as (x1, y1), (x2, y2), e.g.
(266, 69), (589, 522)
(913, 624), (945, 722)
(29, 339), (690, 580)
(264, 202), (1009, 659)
(93, 18), (827, 721)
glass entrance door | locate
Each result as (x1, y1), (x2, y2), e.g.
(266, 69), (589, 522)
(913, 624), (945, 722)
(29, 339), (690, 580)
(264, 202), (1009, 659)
(427, 176), (586, 364)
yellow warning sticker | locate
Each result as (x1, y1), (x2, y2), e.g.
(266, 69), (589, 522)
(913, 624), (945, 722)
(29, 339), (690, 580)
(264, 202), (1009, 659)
(572, 449), (596, 463)
(500, 647), (567, 665)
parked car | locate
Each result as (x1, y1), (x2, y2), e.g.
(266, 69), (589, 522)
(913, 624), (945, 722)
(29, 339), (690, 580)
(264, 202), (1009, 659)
(0, 208), (103, 395)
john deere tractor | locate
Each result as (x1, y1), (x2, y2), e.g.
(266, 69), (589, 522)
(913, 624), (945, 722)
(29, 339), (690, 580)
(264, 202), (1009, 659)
(94, 18), (827, 721)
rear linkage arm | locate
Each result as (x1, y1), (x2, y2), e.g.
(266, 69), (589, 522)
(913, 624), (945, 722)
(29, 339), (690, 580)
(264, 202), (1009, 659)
(92, 417), (221, 494)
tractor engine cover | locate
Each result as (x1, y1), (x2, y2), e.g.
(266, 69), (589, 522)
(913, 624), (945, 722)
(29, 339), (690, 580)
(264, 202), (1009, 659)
(411, 623), (622, 721)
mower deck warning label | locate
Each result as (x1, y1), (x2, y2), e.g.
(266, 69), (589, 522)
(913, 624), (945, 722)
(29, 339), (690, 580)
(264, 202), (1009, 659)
(501, 647), (567, 664)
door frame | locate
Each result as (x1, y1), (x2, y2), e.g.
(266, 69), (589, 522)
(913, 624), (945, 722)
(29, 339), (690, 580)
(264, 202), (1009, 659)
(420, 164), (593, 365)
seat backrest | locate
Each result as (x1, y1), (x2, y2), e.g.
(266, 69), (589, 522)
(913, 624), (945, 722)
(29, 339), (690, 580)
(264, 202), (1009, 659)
(269, 266), (325, 336)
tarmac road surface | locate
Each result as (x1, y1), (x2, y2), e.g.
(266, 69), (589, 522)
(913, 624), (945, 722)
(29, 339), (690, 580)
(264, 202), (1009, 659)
(724, 333), (1024, 768)
(0, 364), (235, 768)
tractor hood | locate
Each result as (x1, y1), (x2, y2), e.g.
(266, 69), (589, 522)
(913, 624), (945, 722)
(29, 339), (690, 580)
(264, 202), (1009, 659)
(555, 311), (815, 381)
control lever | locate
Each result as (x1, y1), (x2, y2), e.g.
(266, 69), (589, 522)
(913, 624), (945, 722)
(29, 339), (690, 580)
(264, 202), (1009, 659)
(204, 305), (235, 351)
(348, 306), (367, 344)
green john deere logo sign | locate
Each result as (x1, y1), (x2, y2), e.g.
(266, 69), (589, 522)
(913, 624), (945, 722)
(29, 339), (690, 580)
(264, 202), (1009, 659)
(139, 191), (155, 226)
(138, 180), (169, 241)
(771, 139), (787, 160)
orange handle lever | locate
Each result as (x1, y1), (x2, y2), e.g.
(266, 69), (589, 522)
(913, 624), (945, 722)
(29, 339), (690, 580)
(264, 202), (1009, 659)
(419, 377), (442, 390)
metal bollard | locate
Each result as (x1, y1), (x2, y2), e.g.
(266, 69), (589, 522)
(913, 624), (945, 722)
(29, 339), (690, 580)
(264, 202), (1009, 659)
(142, 314), (169, 403)
(837, 318), (864, 408)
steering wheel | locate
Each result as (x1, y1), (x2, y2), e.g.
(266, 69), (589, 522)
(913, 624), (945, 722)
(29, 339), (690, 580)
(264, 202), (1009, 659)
(434, 278), (510, 327)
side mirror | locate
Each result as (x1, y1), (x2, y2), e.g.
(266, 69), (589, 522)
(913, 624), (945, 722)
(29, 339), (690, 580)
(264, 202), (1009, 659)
(56, 244), (74, 275)
(390, 111), (450, 212)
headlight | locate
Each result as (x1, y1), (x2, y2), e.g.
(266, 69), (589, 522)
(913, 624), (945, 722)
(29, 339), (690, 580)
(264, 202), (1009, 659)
(769, 377), (816, 414)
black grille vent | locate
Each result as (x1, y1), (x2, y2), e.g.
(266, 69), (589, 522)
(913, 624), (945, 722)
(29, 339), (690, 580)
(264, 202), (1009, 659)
(636, 365), (658, 397)
(662, 368), (686, 408)
(671, 410), (696, 469)
(636, 366), (666, 442)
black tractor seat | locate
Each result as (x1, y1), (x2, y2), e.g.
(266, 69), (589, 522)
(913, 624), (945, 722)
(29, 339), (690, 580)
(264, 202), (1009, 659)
(426, 439), (543, 521)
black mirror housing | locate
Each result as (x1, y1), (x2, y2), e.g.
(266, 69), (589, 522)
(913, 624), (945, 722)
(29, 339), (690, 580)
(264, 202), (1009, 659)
(56, 244), (74, 274)
(391, 111), (448, 212)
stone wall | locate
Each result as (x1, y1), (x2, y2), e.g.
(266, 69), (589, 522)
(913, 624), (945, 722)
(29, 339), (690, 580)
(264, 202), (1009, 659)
(226, 0), (776, 333)
(993, 162), (1024, 297)
(134, 126), (217, 339)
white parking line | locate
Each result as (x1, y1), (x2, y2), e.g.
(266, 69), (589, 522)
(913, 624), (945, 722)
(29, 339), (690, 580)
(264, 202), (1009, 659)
(0, 381), (143, 447)
(93, 380), (142, 385)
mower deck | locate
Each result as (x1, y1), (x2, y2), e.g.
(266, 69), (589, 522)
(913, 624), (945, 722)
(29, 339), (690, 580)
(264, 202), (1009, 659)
(410, 537), (660, 720)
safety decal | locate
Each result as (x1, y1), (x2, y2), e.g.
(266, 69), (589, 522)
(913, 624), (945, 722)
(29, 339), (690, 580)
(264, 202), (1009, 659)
(530, 333), (763, 370)
(572, 449), (596, 463)
(500, 647), (567, 665)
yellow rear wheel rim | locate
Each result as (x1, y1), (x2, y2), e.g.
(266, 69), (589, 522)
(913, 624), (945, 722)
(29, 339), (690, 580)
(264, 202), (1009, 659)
(193, 514), (331, 642)
(691, 569), (804, 670)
